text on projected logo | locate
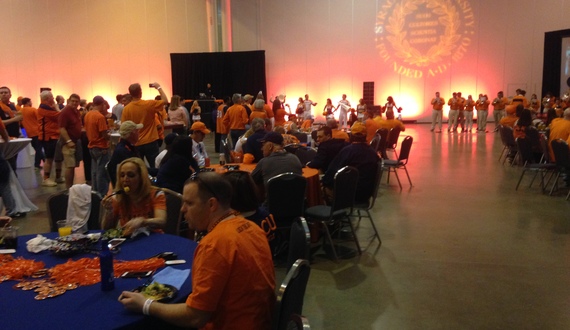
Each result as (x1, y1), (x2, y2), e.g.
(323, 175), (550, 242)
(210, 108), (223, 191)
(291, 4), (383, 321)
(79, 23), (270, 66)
(375, 0), (475, 78)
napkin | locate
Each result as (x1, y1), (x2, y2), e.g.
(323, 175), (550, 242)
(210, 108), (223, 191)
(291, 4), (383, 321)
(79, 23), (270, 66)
(130, 227), (150, 238)
(26, 235), (55, 253)
(152, 267), (190, 290)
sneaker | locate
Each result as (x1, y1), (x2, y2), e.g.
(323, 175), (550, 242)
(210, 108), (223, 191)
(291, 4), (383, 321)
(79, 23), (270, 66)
(42, 179), (57, 187)
(55, 177), (65, 184)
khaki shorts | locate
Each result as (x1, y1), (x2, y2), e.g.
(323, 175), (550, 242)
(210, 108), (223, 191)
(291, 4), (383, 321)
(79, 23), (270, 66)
(61, 141), (82, 168)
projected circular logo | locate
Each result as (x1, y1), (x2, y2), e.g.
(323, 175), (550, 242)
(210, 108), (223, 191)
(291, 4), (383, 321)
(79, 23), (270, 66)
(375, 0), (475, 78)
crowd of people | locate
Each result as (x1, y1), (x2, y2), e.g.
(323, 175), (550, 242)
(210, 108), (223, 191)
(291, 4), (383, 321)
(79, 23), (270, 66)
(429, 89), (568, 134)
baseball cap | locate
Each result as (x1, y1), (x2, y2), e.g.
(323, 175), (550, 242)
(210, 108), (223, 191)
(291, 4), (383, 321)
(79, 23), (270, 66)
(119, 120), (143, 138)
(258, 131), (284, 145)
(350, 122), (366, 135)
(93, 95), (106, 106)
(190, 121), (211, 134)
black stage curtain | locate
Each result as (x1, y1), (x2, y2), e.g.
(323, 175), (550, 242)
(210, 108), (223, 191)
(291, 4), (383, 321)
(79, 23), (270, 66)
(542, 29), (570, 97)
(171, 50), (267, 101)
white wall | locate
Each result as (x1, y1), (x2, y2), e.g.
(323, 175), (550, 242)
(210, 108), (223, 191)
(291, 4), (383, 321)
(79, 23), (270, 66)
(0, 0), (209, 104)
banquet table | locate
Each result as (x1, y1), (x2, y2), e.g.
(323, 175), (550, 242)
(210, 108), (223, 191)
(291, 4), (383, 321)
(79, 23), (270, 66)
(0, 138), (38, 213)
(209, 163), (323, 207)
(1, 232), (197, 330)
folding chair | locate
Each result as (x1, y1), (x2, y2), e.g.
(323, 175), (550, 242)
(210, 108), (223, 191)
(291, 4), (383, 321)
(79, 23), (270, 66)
(351, 162), (383, 244)
(385, 127), (402, 159)
(304, 166), (360, 261)
(159, 188), (187, 237)
(286, 217), (311, 272)
(272, 259), (311, 330)
(515, 137), (556, 192)
(383, 136), (413, 189)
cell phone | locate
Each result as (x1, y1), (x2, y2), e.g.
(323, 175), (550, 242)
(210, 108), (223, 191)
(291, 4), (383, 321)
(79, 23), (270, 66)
(121, 271), (153, 278)
(108, 238), (126, 249)
(149, 83), (155, 88)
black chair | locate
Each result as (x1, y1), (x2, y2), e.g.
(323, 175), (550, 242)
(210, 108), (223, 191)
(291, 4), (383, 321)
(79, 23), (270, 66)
(310, 130), (318, 144)
(383, 135), (413, 189)
(385, 127), (402, 159)
(375, 128), (389, 159)
(525, 126), (542, 156)
(286, 314), (311, 330)
(47, 189), (102, 232)
(286, 217), (311, 272)
(351, 162), (383, 244)
(272, 259), (311, 330)
(159, 188), (187, 236)
(295, 147), (317, 166)
(266, 173), (307, 228)
(304, 166), (360, 261)
(221, 138), (232, 163)
(515, 137), (557, 192)
(549, 139), (570, 198)
(369, 133), (381, 152)
(498, 125), (517, 166)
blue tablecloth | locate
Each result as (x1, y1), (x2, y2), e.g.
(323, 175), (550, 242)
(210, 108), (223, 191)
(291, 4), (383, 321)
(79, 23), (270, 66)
(0, 232), (197, 330)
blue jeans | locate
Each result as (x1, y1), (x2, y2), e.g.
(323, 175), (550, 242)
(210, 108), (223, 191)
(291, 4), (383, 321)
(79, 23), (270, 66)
(90, 148), (110, 197)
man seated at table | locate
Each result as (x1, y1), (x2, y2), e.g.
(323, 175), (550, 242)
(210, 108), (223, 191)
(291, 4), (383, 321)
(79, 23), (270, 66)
(307, 126), (349, 173)
(190, 121), (211, 167)
(251, 131), (303, 186)
(322, 121), (379, 204)
(119, 172), (275, 329)
(327, 118), (349, 141)
(107, 121), (142, 187)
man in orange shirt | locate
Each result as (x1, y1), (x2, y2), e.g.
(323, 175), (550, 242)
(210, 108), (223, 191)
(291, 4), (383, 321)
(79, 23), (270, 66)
(121, 82), (168, 170)
(20, 97), (44, 169)
(364, 112), (382, 144)
(215, 97), (229, 153)
(38, 90), (63, 186)
(548, 108), (570, 161)
(327, 118), (349, 142)
(0, 86), (23, 171)
(475, 93), (490, 132)
(222, 93), (249, 146)
(119, 172), (275, 329)
(58, 94), (83, 188)
(84, 96), (111, 196)
(492, 91), (509, 132)
(430, 91), (444, 132)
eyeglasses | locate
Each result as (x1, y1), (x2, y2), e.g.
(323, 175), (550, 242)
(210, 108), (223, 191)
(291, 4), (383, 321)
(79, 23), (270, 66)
(189, 172), (217, 200)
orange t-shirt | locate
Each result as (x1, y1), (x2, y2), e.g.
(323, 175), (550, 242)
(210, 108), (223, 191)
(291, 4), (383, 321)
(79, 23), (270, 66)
(84, 111), (109, 149)
(332, 129), (349, 142)
(263, 104), (274, 118)
(110, 188), (166, 228)
(186, 217), (275, 330)
(365, 118), (382, 144)
(273, 108), (286, 127)
(122, 99), (165, 146)
(249, 110), (267, 124)
(216, 104), (229, 134)
(21, 106), (39, 137)
(37, 103), (61, 141)
(222, 104), (248, 130)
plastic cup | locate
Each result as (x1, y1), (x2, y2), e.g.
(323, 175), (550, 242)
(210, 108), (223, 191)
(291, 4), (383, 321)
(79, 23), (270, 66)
(1, 226), (18, 249)
(57, 220), (72, 236)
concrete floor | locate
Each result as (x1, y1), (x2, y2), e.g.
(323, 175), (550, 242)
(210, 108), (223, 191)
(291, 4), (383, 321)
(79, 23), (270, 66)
(11, 124), (570, 329)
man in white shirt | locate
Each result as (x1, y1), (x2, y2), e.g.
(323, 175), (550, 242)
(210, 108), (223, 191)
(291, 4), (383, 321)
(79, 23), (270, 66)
(303, 94), (317, 120)
(190, 121), (210, 167)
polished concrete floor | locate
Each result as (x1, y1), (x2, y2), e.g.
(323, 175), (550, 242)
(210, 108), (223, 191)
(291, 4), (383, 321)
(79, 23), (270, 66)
(10, 124), (570, 329)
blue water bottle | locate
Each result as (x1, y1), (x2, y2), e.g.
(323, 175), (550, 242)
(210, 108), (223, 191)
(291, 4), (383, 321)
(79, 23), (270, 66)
(100, 239), (115, 291)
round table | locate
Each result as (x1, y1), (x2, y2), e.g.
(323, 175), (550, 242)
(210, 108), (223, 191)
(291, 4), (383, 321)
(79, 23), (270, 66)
(0, 232), (197, 330)
(209, 163), (323, 207)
